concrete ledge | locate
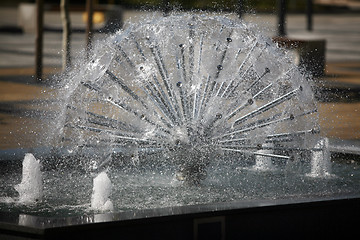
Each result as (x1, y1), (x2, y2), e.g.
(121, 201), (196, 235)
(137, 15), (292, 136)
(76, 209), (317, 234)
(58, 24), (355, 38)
(0, 196), (359, 239)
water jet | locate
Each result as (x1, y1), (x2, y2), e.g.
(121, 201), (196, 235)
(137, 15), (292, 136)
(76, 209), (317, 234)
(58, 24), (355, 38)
(14, 153), (43, 204)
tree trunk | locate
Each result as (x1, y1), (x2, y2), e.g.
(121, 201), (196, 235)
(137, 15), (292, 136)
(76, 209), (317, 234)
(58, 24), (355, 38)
(277, 0), (287, 36)
(86, 0), (94, 59)
(35, 0), (44, 81)
(61, 0), (71, 71)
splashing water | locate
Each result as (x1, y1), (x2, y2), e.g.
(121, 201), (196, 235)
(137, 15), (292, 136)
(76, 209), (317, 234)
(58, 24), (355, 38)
(15, 153), (43, 204)
(2, 14), (359, 216)
(91, 171), (114, 211)
(55, 13), (321, 185)
(308, 137), (332, 178)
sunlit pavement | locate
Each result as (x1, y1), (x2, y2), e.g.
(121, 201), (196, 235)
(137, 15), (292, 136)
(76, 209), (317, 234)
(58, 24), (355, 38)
(0, 10), (359, 150)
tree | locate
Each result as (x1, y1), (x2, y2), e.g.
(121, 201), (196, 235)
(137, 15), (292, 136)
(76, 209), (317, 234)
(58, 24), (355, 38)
(61, 0), (71, 71)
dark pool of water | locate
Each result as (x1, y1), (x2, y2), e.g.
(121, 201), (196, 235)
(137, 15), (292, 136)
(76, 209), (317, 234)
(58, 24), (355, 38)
(0, 155), (359, 217)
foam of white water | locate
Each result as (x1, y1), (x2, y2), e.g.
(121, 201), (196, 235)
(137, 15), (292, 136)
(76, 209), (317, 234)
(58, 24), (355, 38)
(14, 153), (43, 204)
(91, 171), (114, 211)
(308, 138), (332, 178)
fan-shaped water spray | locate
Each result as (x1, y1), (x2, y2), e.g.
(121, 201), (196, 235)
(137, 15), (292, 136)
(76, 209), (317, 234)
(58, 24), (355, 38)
(57, 13), (320, 185)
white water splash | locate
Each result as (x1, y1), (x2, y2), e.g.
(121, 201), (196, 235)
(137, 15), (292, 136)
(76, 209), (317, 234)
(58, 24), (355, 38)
(15, 153), (43, 204)
(308, 137), (332, 178)
(254, 142), (276, 171)
(91, 171), (114, 211)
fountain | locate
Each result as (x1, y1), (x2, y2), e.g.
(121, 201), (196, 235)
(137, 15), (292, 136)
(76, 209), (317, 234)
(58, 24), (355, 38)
(57, 13), (320, 184)
(0, 13), (359, 239)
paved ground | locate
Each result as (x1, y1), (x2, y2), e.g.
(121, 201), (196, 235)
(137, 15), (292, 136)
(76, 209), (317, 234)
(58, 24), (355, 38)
(0, 8), (359, 151)
(1, 8), (360, 67)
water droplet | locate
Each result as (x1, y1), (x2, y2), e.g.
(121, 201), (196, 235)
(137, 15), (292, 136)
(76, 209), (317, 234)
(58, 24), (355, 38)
(216, 113), (222, 119)
(226, 37), (232, 42)
(179, 44), (184, 48)
(217, 65), (223, 71)
(176, 82), (182, 87)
